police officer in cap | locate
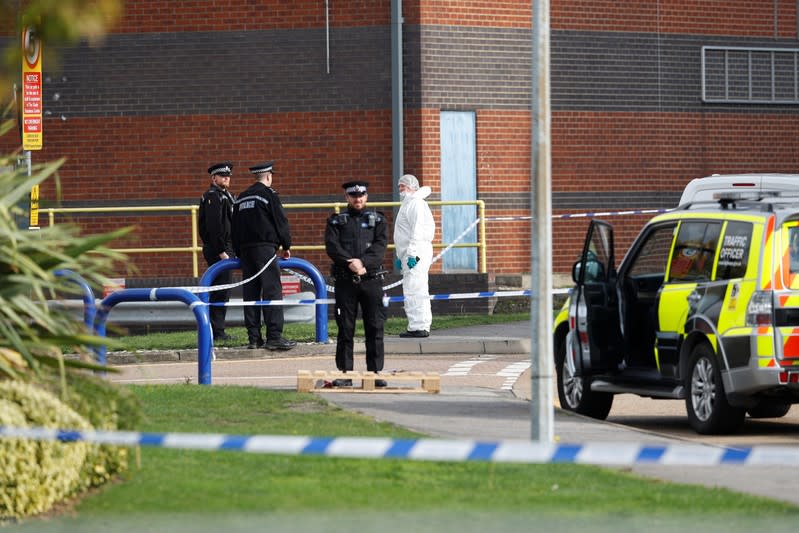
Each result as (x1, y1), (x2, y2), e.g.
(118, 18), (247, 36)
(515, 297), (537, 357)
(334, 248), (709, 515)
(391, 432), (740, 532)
(199, 161), (235, 341)
(232, 161), (296, 350)
(324, 181), (388, 386)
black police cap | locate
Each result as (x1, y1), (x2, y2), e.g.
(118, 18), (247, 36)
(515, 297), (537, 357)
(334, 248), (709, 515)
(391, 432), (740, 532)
(208, 162), (233, 177)
(342, 181), (368, 195)
(249, 161), (275, 174)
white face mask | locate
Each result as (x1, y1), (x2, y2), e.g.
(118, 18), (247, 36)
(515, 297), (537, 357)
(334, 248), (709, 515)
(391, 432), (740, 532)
(399, 191), (408, 200)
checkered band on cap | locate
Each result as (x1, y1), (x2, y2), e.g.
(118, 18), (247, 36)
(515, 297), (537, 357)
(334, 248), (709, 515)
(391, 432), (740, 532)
(249, 161), (274, 174)
(208, 162), (233, 176)
(345, 184), (367, 194)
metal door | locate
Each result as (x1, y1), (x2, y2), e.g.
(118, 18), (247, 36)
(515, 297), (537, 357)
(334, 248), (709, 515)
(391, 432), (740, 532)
(440, 111), (477, 271)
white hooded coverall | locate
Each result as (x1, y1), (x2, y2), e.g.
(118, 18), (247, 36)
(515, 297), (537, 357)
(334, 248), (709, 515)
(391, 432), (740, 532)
(394, 185), (435, 332)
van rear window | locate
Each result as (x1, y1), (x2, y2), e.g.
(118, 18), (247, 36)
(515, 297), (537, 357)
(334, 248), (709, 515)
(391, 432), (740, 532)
(717, 222), (752, 280)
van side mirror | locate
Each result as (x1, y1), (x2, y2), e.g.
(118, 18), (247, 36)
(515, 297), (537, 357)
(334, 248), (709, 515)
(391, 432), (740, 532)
(573, 254), (605, 283)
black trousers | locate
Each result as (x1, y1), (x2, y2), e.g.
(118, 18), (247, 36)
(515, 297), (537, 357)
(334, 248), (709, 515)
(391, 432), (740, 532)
(334, 276), (385, 372)
(240, 245), (283, 343)
(203, 249), (231, 338)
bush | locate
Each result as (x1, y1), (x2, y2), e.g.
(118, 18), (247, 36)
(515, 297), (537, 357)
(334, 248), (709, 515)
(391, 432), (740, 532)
(0, 371), (142, 521)
(40, 369), (141, 487)
(0, 380), (91, 519)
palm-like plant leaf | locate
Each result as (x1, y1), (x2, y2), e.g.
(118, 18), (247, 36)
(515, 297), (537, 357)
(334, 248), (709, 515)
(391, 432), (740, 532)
(0, 144), (132, 380)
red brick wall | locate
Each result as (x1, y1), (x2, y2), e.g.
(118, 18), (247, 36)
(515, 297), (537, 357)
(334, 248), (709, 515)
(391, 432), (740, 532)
(552, 110), (799, 272)
(477, 110), (532, 274)
(17, 109), (393, 278)
(407, 0), (531, 27)
(553, 111), (799, 194)
(6, 1), (799, 282)
(116, 0), (390, 33)
(403, 108), (532, 275)
(553, 0), (797, 37)
(35, 110), (393, 202)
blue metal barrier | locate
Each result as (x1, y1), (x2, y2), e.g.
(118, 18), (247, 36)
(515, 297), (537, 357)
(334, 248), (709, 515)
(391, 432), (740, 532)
(200, 257), (328, 343)
(54, 269), (97, 332)
(94, 288), (213, 384)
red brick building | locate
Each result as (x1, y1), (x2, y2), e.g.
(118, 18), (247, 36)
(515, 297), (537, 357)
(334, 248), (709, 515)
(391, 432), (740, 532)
(3, 1), (799, 284)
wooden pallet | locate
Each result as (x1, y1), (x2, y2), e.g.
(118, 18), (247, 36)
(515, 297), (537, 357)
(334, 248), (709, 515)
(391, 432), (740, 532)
(297, 370), (440, 394)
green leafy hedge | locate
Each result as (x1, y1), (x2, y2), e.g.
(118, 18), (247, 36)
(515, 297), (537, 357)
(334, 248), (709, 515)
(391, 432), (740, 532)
(41, 369), (142, 487)
(0, 376), (141, 520)
(0, 380), (91, 518)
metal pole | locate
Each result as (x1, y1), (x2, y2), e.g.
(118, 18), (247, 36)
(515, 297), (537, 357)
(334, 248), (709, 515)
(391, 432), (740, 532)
(530, 0), (554, 442)
(391, 0), (404, 187)
(325, 0), (330, 74)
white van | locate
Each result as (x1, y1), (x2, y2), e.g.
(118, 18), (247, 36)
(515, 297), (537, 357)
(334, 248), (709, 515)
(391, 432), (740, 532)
(679, 173), (799, 205)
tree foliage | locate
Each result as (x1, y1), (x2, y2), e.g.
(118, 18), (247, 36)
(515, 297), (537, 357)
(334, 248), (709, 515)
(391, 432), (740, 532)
(1, 0), (124, 105)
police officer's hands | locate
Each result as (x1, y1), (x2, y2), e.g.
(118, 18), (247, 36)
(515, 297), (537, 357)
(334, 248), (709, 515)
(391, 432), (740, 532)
(281, 249), (291, 259)
(347, 258), (367, 275)
(219, 252), (229, 260)
(394, 258), (402, 270)
(407, 256), (418, 269)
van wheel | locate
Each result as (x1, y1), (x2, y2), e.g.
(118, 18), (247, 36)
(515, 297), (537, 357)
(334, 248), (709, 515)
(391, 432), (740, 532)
(747, 402), (791, 419)
(555, 335), (613, 420)
(685, 343), (745, 434)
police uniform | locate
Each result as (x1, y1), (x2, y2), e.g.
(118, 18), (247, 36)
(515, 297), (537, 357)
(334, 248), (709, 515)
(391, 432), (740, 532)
(324, 181), (388, 374)
(232, 161), (295, 350)
(199, 161), (235, 340)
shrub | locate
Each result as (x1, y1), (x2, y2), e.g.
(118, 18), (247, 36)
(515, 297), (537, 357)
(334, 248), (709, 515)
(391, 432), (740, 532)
(40, 369), (141, 487)
(0, 380), (91, 519)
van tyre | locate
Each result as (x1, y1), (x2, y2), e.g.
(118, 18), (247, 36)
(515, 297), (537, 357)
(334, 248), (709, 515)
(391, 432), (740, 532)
(555, 336), (613, 420)
(685, 343), (745, 434)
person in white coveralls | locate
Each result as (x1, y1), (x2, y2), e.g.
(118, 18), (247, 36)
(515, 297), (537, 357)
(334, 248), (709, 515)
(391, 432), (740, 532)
(393, 174), (435, 338)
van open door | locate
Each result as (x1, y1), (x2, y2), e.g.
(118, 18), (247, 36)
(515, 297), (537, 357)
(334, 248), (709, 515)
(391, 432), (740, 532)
(572, 220), (622, 373)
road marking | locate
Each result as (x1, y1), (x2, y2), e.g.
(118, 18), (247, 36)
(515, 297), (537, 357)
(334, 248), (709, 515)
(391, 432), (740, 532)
(498, 361), (531, 390)
(443, 355), (497, 376)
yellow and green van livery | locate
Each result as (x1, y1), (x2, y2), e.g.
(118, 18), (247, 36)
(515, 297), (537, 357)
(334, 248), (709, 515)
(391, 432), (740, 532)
(553, 194), (799, 434)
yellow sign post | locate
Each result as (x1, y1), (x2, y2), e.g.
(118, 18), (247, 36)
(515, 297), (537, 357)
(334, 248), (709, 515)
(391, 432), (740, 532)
(21, 26), (42, 230)
(21, 26), (43, 151)
(29, 184), (39, 228)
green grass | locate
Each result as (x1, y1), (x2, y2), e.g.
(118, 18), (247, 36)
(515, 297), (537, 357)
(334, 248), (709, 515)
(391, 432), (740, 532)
(22, 385), (798, 532)
(109, 312), (531, 351)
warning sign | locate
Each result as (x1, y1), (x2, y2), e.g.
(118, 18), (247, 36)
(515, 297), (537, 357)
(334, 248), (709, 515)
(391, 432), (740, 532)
(21, 26), (42, 151)
(281, 275), (300, 296)
(102, 278), (126, 298)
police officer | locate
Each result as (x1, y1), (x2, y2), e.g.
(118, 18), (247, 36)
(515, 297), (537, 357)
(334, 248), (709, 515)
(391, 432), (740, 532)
(324, 181), (388, 386)
(199, 161), (235, 341)
(231, 161), (296, 351)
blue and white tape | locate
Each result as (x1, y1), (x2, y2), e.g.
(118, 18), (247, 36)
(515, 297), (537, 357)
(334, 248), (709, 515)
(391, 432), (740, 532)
(485, 208), (673, 222)
(1, 425), (796, 465)
(207, 288), (571, 307)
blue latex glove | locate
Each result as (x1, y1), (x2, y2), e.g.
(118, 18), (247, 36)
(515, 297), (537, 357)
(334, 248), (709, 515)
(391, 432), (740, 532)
(407, 256), (418, 269)
(394, 258), (402, 270)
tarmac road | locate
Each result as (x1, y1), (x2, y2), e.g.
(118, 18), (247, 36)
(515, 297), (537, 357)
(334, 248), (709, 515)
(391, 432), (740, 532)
(109, 320), (799, 506)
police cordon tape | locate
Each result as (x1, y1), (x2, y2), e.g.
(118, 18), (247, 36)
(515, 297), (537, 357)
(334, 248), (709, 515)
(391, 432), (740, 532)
(170, 254), (278, 295)
(2, 425), (798, 465)
(485, 208), (672, 221)
(181, 207), (669, 297)
(206, 288), (571, 307)
(187, 204), (659, 297)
